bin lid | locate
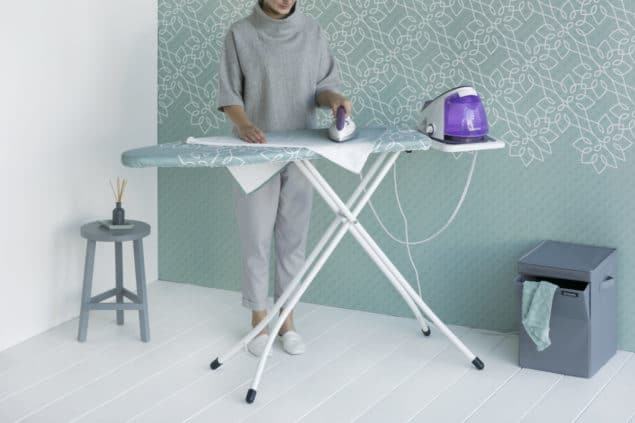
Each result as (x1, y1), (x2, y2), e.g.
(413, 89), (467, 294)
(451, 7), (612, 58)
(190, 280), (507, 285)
(519, 240), (615, 274)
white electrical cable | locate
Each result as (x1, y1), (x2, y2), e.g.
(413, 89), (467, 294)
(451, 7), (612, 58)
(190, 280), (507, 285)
(360, 151), (478, 298)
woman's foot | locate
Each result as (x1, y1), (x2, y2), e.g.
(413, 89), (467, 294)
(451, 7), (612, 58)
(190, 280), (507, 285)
(247, 333), (271, 357)
(247, 310), (271, 357)
(279, 330), (305, 355)
(277, 307), (296, 336)
(277, 307), (305, 355)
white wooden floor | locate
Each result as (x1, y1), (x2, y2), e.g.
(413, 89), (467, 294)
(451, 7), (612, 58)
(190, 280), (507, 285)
(1, 281), (634, 423)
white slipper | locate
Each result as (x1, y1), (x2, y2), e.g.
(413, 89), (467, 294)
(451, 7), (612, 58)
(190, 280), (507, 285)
(247, 333), (272, 357)
(279, 330), (305, 355)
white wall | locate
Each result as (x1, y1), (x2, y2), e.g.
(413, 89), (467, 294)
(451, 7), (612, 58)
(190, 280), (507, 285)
(0, 1), (158, 352)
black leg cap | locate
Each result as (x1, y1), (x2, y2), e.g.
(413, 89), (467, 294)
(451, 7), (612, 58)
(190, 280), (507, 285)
(210, 358), (222, 370)
(472, 357), (484, 370)
(421, 328), (431, 337)
(246, 388), (257, 404)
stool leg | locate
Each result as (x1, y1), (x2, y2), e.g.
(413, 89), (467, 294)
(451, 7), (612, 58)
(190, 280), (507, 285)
(115, 241), (124, 325)
(133, 239), (150, 342)
(78, 240), (96, 342)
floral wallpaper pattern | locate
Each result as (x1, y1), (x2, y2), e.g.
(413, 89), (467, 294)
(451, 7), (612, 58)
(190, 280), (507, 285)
(159, 0), (634, 174)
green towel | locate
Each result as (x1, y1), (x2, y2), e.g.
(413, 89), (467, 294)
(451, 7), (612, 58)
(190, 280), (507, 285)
(522, 281), (558, 351)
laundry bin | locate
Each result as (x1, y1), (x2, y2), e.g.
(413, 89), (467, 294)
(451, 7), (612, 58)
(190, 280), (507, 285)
(515, 240), (617, 378)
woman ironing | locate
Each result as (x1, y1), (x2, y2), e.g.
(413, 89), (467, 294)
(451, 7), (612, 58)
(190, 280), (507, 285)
(216, 0), (352, 356)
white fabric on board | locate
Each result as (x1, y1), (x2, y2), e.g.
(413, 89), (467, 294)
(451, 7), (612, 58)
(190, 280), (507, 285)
(227, 163), (286, 194)
(186, 128), (383, 193)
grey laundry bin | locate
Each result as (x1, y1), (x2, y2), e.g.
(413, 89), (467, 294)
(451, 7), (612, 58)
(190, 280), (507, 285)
(515, 240), (617, 378)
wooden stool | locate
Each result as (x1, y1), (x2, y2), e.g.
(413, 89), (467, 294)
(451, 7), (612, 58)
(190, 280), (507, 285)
(78, 220), (151, 342)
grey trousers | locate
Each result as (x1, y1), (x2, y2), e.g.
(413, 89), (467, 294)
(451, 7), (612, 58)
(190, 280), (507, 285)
(233, 162), (313, 311)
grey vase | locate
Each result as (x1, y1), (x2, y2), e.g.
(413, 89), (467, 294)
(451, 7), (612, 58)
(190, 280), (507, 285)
(112, 202), (125, 225)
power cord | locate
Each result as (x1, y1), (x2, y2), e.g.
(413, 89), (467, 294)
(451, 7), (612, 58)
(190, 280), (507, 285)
(361, 151), (478, 299)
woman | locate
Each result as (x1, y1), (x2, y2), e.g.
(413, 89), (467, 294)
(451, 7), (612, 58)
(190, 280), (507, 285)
(216, 0), (352, 356)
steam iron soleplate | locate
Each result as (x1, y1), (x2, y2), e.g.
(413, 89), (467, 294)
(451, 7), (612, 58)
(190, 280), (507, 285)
(329, 127), (358, 142)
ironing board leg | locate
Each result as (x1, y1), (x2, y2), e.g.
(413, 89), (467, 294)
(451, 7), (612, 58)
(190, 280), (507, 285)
(297, 159), (484, 369)
(246, 210), (358, 402)
(211, 153), (429, 379)
(244, 153), (433, 403)
(210, 154), (388, 371)
(329, 152), (431, 336)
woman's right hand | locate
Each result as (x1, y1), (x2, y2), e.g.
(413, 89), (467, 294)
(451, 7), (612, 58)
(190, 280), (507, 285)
(238, 124), (266, 143)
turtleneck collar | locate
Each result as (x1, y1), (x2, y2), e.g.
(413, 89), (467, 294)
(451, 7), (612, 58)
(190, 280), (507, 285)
(250, 1), (303, 37)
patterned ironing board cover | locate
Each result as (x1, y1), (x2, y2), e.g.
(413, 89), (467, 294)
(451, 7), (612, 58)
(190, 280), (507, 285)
(121, 128), (431, 169)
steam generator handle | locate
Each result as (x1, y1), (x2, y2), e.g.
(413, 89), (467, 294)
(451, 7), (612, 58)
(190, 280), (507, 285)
(336, 106), (346, 131)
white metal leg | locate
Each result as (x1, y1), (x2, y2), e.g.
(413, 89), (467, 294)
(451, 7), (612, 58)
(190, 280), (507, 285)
(245, 154), (436, 402)
(211, 152), (483, 405)
(300, 158), (436, 335)
(297, 158), (484, 368)
(211, 153), (429, 381)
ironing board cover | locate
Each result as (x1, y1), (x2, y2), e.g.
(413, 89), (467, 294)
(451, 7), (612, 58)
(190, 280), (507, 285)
(121, 128), (431, 168)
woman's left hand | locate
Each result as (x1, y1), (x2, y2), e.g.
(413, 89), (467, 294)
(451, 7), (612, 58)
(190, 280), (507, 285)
(330, 94), (353, 119)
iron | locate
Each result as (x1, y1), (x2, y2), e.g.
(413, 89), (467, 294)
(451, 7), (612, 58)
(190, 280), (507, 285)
(328, 105), (357, 142)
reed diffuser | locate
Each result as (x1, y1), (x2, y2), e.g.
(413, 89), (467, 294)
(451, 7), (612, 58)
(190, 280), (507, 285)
(109, 176), (127, 225)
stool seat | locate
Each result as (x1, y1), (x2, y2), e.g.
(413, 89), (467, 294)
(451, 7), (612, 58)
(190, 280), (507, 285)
(81, 220), (150, 242)
(77, 219), (151, 343)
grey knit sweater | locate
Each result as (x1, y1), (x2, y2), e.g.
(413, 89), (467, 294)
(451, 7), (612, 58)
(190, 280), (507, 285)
(216, 1), (341, 133)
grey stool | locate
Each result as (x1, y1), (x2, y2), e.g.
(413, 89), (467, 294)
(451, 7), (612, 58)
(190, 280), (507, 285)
(78, 220), (151, 342)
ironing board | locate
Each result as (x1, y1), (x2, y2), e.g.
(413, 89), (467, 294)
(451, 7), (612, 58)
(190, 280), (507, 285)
(122, 128), (502, 404)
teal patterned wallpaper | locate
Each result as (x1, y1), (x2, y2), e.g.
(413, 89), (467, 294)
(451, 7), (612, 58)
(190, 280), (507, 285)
(158, 1), (635, 350)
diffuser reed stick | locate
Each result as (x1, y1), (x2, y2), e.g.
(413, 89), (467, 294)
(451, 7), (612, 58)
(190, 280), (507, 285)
(109, 176), (128, 203)
(109, 176), (128, 225)
(109, 179), (118, 201)
(120, 178), (127, 202)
